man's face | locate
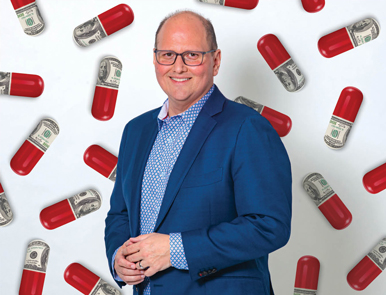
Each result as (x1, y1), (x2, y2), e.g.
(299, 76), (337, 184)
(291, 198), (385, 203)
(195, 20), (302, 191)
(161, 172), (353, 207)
(99, 61), (107, 78)
(154, 14), (221, 110)
(75, 23), (92, 36)
(280, 72), (295, 91)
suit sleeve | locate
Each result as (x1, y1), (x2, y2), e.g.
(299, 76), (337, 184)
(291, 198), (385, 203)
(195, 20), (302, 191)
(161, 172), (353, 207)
(181, 115), (292, 281)
(104, 123), (131, 288)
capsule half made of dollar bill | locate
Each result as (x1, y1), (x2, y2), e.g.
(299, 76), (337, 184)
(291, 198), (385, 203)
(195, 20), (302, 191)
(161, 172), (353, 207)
(257, 34), (305, 92)
(318, 18), (380, 58)
(197, 0), (258, 10)
(40, 189), (102, 230)
(363, 162), (386, 194)
(324, 87), (363, 150)
(347, 238), (386, 290)
(0, 182), (13, 227)
(234, 96), (292, 137)
(64, 263), (121, 295)
(73, 4), (134, 47)
(84, 145), (117, 182)
(301, 0), (325, 13)
(10, 118), (59, 176)
(19, 240), (50, 295)
(294, 256), (320, 295)
(302, 172), (352, 230)
(0, 71), (44, 97)
(11, 0), (45, 36)
(92, 56), (122, 120)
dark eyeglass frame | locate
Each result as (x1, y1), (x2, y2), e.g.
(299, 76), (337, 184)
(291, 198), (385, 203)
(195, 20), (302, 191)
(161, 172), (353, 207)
(154, 49), (216, 66)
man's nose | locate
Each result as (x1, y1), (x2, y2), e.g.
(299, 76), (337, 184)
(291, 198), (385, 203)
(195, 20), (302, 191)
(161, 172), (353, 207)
(173, 55), (187, 73)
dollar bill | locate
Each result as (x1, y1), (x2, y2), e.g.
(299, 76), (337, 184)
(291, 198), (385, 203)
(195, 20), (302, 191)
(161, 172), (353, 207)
(28, 118), (60, 153)
(24, 240), (50, 273)
(346, 18), (380, 48)
(294, 288), (317, 295)
(68, 189), (102, 219)
(0, 191), (13, 227)
(198, 0), (225, 5)
(0, 72), (11, 95)
(73, 17), (107, 47)
(15, 2), (45, 36)
(303, 173), (335, 207)
(234, 96), (264, 114)
(367, 238), (386, 271)
(274, 58), (305, 92)
(90, 278), (121, 295)
(108, 166), (117, 182)
(97, 57), (122, 90)
(324, 115), (352, 149)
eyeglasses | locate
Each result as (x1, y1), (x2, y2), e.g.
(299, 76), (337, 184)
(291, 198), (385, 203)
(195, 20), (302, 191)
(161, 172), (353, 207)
(154, 49), (216, 66)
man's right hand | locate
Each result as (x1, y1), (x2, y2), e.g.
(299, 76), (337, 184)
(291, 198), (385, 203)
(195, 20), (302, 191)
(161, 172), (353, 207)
(114, 240), (145, 285)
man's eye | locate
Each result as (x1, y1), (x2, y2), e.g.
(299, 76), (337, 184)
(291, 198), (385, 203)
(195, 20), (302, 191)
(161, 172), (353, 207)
(188, 53), (199, 58)
(162, 52), (175, 58)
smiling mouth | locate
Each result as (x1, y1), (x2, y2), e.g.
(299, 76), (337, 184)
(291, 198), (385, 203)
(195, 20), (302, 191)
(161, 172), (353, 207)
(170, 77), (192, 82)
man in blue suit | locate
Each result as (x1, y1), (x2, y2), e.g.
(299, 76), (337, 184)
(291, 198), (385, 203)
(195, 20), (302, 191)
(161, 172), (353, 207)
(105, 10), (292, 295)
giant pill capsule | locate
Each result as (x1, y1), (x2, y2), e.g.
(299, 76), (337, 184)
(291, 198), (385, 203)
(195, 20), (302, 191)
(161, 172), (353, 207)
(197, 0), (258, 10)
(0, 182), (13, 227)
(84, 145), (117, 181)
(363, 162), (386, 194)
(347, 238), (386, 290)
(258, 34), (305, 92)
(303, 172), (352, 230)
(19, 240), (50, 295)
(92, 56), (122, 121)
(73, 4), (134, 47)
(301, 0), (325, 13)
(0, 72), (44, 97)
(234, 96), (292, 137)
(64, 263), (121, 295)
(40, 189), (102, 230)
(318, 18), (380, 58)
(11, 118), (59, 176)
(294, 256), (320, 295)
(324, 87), (363, 150)
(10, 0), (45, 36)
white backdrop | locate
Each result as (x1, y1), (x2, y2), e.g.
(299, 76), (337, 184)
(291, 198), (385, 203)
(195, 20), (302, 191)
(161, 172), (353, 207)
(1, 0), (386, 294)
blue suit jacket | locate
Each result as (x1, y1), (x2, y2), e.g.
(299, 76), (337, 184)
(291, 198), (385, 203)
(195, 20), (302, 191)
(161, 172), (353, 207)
(105, 85), (292, 295)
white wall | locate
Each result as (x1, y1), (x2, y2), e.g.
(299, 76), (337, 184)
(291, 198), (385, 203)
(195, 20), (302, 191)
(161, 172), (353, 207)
(1, 0), (385, 294)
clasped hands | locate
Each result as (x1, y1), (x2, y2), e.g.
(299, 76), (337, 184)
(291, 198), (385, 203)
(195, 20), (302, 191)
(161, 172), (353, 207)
(114, 233), (172, 285)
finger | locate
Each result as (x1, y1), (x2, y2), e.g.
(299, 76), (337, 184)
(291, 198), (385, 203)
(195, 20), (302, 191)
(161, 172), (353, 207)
(117, 267), (145, 277)
(128, 234), (150, 244)
(144, 267), (157, 277)
(122, 244), (140, 256)
(120, 274), (145, 284)
(116, 255), (136, 269)
(126, 252), (142, 263)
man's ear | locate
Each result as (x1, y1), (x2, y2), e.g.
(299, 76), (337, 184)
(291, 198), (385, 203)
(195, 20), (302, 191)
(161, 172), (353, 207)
(213, 49), (222, 77)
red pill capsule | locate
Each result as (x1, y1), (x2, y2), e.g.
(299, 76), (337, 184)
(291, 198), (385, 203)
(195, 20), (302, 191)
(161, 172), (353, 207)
(303, 172), (352, 230)
(234, 96), (292, 137)
(19, 240), (50, 295)
(0, 72), (44, 97)
(11, 0), (45, 36)
(73, 4), (134, 47)
(347, 238), (386, 290)
(258, 34), (305, 92)
(92, 56), (122, 121)
(11, 118), (59, 176)
(363, 162), (386, 194)
(294, 256), (320, 295)
(64, 263), (121, 295)
(324, 87), (363, 149)
(301, 0), (325, 13)
(198, 0), (258, 10)
(318, 18), (380, 58)
(84, 145), (117, 181)
(40, 189), (102, 230)
(0, 182), (13, 227)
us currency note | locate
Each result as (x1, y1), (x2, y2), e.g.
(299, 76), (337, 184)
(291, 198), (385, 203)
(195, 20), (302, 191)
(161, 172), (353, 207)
(234, 96), (264, 114)
(97, 57), (122, 90)
(15, 2), (45, 36)
(108, 166), (117, 182)
(198, 0), (225, 5)
(274, 58), (305, 92)
(90, 278), (121, 295)
(28, 118), (60, 152)
(346, 18), (380, 47)
(303, 173), (335, 207)
(0, 72), (11, 95)
(294, 288), (317, 295)
(324, 115), (352, 149)
(0, 191), (13, 227)
(73, 17), (107, 47)
(367, 238), (386, 271)
(68, 189), (102, 219)
(24, 240), (50, 273)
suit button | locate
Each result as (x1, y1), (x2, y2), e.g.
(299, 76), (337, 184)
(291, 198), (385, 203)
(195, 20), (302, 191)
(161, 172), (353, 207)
(212, 268), (217, 273)
(135, 286), (138, 292)
(203, 271), (208, 276)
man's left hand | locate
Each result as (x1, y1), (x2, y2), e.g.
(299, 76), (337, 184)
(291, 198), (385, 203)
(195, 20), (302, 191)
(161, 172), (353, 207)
(123, 233), (172, 277)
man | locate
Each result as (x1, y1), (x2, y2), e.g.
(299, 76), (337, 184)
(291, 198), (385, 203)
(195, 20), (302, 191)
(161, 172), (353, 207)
(105, 10), (292, 295)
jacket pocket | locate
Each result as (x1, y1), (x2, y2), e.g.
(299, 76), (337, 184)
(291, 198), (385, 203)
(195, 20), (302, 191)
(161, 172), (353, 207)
(181, 167), (223, 188)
